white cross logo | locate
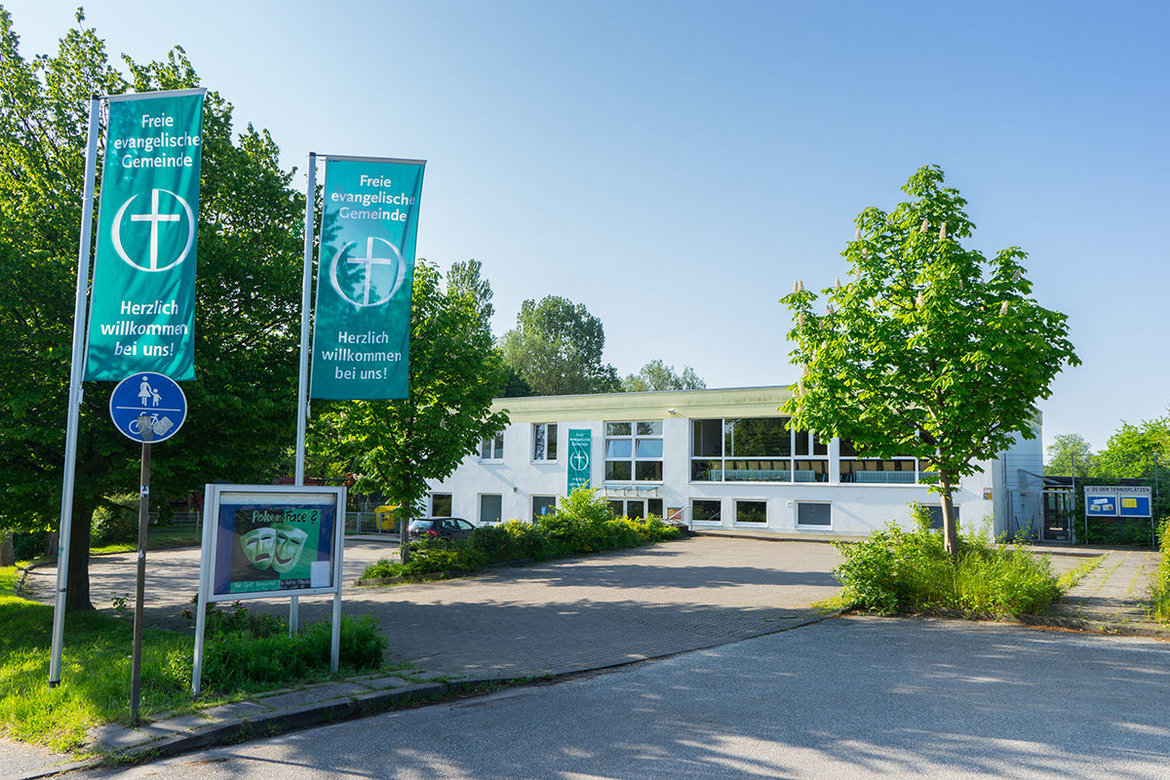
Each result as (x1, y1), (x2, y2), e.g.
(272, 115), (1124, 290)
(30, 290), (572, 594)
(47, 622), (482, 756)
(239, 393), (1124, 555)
(329, 237), (405, 308)
(111, 188), (195, 272)
(570, 449), (590, 471)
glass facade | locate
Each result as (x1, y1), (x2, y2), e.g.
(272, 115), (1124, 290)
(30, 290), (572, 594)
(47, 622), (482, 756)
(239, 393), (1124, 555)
(691, 417), (827, 482)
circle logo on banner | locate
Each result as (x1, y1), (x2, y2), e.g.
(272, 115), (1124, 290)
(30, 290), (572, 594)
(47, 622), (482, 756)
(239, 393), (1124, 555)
(329, 237), (405, 307)
(111, 188), (196, 272)
(109, 372), (187, 443)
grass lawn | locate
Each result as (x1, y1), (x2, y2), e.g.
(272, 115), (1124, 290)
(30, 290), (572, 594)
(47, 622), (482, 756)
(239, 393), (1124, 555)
(0, 565), (390, 754)
(89, 524), (202, 556)
(0, 577), (200, 752)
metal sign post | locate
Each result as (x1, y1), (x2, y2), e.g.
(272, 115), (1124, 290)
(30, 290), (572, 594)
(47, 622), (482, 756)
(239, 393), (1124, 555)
(109, 372), (186, 723)
(129, 415), (153, 724)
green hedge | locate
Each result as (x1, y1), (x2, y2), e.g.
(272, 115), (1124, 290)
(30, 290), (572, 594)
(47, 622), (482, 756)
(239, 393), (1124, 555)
(362, 487), (683, 581)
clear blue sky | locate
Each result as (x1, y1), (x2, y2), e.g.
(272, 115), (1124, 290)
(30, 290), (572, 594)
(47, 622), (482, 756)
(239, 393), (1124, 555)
(6, 1), (1167, 455)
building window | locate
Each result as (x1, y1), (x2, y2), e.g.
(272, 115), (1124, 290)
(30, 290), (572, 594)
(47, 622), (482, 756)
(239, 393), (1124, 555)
(735, 500), (767, 524)
(606, 498), (663, 519)
(479, 494), (502, 524)
(431, 493), (452, 516)
(604, 421), (663, 482)
(923, 504), (959, 530)
(532, 423), (558, 462)
(532, 495), (556, 520)
(796, 502), (831, 527)
(480, 433), (504, 460)
(691, 499), (722, 523)
(691, 417), (820, 482)
(839, 438), (934, 484)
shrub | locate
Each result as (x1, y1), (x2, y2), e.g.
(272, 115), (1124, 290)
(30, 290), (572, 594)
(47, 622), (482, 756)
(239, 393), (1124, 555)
(199, 603), (386, 692)
(1151, 520), (1170, 622)
(91, 494), (140, 546)
(358, 488), (681, 581)
(833, 505), (1062, 617)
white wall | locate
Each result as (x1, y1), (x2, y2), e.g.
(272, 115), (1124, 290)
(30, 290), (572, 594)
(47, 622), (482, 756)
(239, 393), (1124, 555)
(428, 414), (1003, 536)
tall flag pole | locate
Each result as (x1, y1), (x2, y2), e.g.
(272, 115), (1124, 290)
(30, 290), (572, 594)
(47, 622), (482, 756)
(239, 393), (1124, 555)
(295, 153), (318, 486)
(49, 96), (101, 688)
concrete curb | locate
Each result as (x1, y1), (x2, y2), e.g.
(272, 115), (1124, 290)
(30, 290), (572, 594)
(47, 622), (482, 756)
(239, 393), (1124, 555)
(1018, 614), (1170, 640)
(25, 681), (451, 777)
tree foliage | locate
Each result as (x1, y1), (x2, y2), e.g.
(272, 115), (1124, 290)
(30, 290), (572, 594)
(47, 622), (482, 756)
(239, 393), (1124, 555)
(500, 295), (619, 396)
(309, 262), (508, 533)
(1044, 433), (1095, 478)
(446, 259), (494, 328)
(1094, 413), (1169, 481)
(0, 10), (304, 606)
(781, 165), (1079, 553)
(621, 359), (706, 392)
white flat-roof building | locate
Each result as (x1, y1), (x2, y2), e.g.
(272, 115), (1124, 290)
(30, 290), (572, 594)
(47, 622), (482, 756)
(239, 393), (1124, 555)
(425, 386), (1044, 539)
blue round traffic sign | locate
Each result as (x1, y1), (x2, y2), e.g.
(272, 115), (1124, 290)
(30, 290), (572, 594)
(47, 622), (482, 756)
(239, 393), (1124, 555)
(110, 372), (187, 443)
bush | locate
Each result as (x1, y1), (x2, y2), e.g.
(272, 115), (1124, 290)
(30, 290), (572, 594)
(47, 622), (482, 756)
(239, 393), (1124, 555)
(1151, 521), (1170, 622)
(12, 529), (49, 560)
(1084, 518), (1156, 547)
(198, 602), (386, 692)
(91, 494), (140, 546)
(358, 488), (682, 581)
(833, 505), (1062, 617)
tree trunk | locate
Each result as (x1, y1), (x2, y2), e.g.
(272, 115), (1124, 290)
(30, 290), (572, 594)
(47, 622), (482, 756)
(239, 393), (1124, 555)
(939, 473), (960, 555)
(0, 531), (13, 567)
(64, 499), (94, 611)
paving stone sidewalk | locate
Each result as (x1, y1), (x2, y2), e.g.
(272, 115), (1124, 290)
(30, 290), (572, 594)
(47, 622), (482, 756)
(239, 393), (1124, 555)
(1035, 547), (1165, 636)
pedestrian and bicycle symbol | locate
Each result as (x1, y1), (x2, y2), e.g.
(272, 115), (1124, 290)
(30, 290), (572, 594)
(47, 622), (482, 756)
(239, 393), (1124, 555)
(110, 372), (187, 443)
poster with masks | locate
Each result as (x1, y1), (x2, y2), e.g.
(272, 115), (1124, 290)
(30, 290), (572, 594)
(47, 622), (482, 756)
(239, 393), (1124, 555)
(209, 491), (341, 597)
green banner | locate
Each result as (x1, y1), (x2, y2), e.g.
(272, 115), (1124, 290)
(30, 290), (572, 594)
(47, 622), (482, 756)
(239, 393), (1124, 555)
(84, 89), (205, 381)
(310, 157), (425, 400)
(567, 428), (593, 493)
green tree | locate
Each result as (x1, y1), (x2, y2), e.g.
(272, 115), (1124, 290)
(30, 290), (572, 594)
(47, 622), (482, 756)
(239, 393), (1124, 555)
(1044, 433), (1095, 478)
(501, 295), (619, 396)
(621, 359), (706, 392)
(781, 165), (1079, 553)
(1093, 414), (1169, 479)
(0, 10), (304, 608)
(310, 262), (509, 558)
(499, 366), (534, 398)
(446, 259), (494, 328)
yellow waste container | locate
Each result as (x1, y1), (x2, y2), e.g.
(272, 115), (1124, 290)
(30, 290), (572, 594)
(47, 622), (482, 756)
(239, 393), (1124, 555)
(375, 505), (400, 532)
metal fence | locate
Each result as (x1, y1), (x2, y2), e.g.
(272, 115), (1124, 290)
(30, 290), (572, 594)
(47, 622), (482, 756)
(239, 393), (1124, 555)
(346, 511), (400, 536)
(140, 509), (401, 543)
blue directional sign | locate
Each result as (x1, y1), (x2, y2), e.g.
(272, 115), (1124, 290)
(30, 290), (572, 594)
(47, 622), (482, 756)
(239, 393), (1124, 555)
(109, 372), (187, 443)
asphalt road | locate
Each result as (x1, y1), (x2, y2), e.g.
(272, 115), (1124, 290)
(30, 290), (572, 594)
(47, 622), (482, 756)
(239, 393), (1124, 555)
(69, 616), (1170, 779)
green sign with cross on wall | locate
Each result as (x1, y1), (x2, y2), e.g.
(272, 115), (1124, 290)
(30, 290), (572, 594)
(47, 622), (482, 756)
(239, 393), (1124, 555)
(567, 428), (592, 493)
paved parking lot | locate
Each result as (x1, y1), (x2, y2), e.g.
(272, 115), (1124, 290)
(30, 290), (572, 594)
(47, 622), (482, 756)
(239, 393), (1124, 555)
(25, 536), (843, 679)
